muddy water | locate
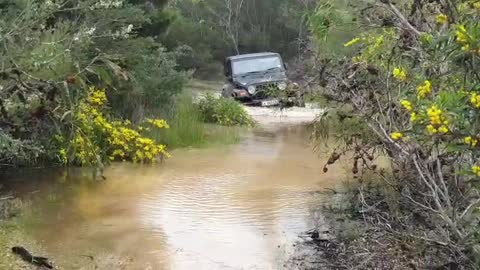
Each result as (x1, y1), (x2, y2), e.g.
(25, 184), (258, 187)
(12, 118), (348, 269)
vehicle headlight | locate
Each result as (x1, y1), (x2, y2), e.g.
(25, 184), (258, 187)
(278, 82), (287, 90)
(247, 85), (256, 94)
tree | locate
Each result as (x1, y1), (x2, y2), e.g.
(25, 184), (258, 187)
(313, 0), (480, 265)
(0, 0), (185, 167)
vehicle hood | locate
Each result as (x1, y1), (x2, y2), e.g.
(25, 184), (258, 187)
(232, 71), (287, 88)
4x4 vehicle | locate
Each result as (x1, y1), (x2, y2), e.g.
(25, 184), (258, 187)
(221, 52), (299, 107)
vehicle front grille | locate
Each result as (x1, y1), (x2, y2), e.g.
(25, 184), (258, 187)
(256, 83), (277, 91)
(254, 83), (277, 98)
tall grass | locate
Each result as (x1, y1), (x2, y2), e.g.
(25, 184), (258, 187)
(148, 94), (243, 148)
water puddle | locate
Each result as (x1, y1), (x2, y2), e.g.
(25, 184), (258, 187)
(7, 121), (348, 269)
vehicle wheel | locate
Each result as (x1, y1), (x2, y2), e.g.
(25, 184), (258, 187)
(222, 84), (235, 98)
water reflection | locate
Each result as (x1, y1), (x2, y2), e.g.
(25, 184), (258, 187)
(7, 123), (348, 269)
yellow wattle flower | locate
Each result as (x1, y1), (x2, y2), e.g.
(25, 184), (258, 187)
(393, 68), (407, 81)
(427, 125), (438, 134)
(472, 165), (480, 177)
(438, 125), (449, 134)
(456, 25), (469, 44)
(465, 136), (478, 147)
(417, 80), (432, 99)
(400, 99), (413, 111)
(390, 132), (404, 140)
(436, 14), (448, 25)
(410, 112), (417, 122)
(470, 93), (480, 108)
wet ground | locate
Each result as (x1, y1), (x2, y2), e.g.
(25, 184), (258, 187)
(6, 107), (349, 269)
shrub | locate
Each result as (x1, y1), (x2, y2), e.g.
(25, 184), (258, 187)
(198, 94), (254, 127)
(312, 0), (480, 265)
(0, 133), (44, 167)
(57, 87), (169, 166)
(0, 1), (184, 168)
(151, 94), (207, 148)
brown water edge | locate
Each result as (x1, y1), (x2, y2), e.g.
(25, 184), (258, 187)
(7, 122), (350, 269)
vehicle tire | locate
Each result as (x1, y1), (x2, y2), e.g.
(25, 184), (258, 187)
(222, 83), (235, 98)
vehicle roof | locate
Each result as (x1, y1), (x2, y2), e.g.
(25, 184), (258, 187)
(227, 52), (280, 61)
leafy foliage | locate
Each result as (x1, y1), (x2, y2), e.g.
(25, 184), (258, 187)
(198, 94), (254, 127)
(0, 0), (184, 168)
(56, 87), (169, 166)
(162, 0), (316, 78)
(311, 0), (480, 266)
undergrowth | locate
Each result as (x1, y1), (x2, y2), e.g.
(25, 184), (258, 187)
(198, 94), (255, 127)
(148, 94), (244, 148)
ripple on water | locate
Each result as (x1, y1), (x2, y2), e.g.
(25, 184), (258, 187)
(16, 123), (347, 270)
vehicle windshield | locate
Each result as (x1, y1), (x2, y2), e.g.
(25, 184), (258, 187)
(232, 56), (283, 75)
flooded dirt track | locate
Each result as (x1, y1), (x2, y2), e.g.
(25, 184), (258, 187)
(8, 108), (348, 270)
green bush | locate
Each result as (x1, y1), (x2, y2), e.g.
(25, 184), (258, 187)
(198, 94), (255, 127)
(0, 133), (45, 167)
(312, 0), (480, 264)
(147, 94), (243, 148)
(153, 94), (207, 148)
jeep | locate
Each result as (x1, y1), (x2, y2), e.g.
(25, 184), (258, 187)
(222, 52), (298, 107)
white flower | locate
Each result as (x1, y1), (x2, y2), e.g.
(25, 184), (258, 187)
(85, 27), (96, 36)
(94, 0), (124, 9)
(45, 0), (54, 7)
(113, 24), (135, 39)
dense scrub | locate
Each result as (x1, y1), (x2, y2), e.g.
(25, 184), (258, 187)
(309, 0), (480, 267)
(162, 0), (317, 78)
(0, 0), (186, 168)
(198, 94), (255, 127)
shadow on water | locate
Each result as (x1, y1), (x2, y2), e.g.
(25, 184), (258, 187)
(3, 123), (349, 269)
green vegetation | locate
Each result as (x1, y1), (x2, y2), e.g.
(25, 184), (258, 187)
(0, 0), (187, 168)
(162, 0), (317, 78)
(0, 1), (255, 169)
(310, 0), (480, 267)
(148, 94), (244, 148)
(198, 94), (255, 127)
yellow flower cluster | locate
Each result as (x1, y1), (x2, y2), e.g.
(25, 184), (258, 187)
(456, 25), (469, 44)
(348, 29), (396, 65)
(426, 105), (449, 134)
(107, 121), (170, 163)
(146, 118), (170, 129)
(390, 132), (404, 141)
(436, 14), (448, 25)
(72, 131), (98, 165)
(344, 37), (361, 47)
(400, 100), (413, 111)
(60, 86), (170, 165)
(133, 137), (170, 163)
(465, 136), (479, 147)
(427, 105), (443, 125)
(393, 68), (407, 81)
(417, 80), (432, 99)
(410, 112), (418, 122)
(400, 100), (418, 122)
(455, 25), (474, 52)
(473, 165), (480, 177)
(470, 92), (480, 108)
(87, 86), (107, 106)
